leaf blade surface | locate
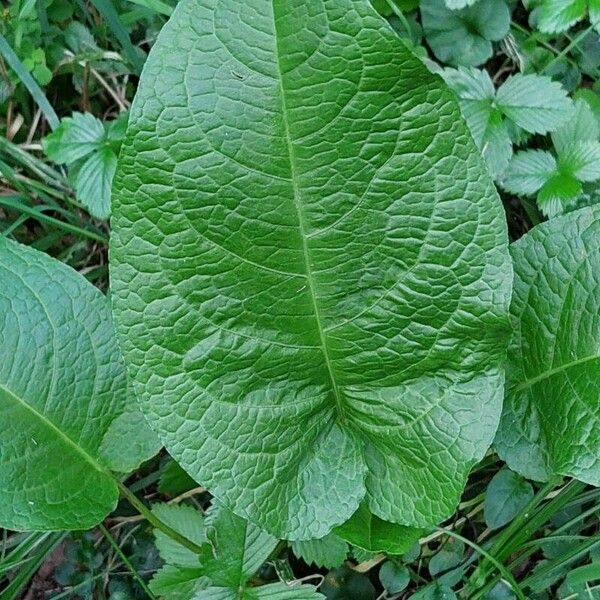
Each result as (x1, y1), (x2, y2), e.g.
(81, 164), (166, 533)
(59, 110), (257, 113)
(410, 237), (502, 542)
(111, 0), (512, 539)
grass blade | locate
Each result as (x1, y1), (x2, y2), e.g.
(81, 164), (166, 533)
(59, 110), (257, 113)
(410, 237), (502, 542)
(90, 0), (145, 74)
(0, 35), (59, 130)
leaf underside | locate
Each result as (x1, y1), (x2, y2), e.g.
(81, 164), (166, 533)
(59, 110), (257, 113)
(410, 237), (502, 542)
(111, 0), (512, 539)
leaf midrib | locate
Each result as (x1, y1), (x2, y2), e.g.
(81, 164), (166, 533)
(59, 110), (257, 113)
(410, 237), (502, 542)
(271, 3), (346, 423)
(0, 381), (110, 476)
(513, 353), (599, 392)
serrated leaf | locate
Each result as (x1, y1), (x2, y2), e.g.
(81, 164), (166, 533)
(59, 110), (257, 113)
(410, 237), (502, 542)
(421, 0), (510, 67)
(334, 503), (423, 554)
(74, 146), (117, 220)
(537, 0), (587, 33)
(483, 467), (534, 529)
(495, 207), (600, 484)
(559, 141), (600, 181)
(291, 533), (348, 568)
(552, 99), (600, 154)
(150, 502), (281, 600)
(495, 74), (573, 134)
(152, 503), (206, 566)
(111, 0), (512, 539)
(149, 565), (206, 600)
(0, 238), (156, 531)
(200, 502), (278, 589)
(500, 150), (557, 195)
(538, 172), (582, 217)
(251, 582), (325, 599)
(440, 68), (511, 177)
(42, 112), (105, 164)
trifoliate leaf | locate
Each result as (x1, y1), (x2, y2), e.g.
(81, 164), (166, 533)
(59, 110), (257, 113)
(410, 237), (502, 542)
(150, 502), (284, 600)
(74, 146), (117, 220)
(496, 206), (600, 483)
(559, 141), (600, 181)
(291, 533), (348, 568)
(483, 467), (534, 529)
(500, 150), (557, 195)
(495, 74), (574, 134)
(43, 112), (105, 164)
(421, 0), (510, 66)
(552, 99), (600, 153)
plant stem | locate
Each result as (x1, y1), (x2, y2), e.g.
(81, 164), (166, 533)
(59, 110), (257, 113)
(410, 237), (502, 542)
(99, 523), (156, 600)
(436, 527), (526, 600)
(542, 25), (594, 74)
(116, 481), (205, 555)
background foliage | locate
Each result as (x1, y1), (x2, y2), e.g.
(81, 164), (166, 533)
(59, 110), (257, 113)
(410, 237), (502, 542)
(1, 0), (600, 598)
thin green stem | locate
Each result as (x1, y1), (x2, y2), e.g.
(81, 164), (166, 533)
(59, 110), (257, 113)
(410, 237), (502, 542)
(542, 25), (594, 74)
(0, 196), (108, 243)
(117, 481), (205, 555)
(99, 523), (156, 600)
(436, 527), (526, 600)
(382, 0), (413, 39)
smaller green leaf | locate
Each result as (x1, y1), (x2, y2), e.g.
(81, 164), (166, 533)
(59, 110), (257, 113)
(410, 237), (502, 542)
(149, 565), (205, 600)
(252, 582), (325, 599)
(200, 502), (278, 590)
(334, 502), (423, 554)
(559, 141), (600, 181)
(483, 467), (534, 529)
(538, 172), (582, 217)
(501, 150), (557, 195)
(552, 98), (599, 154)
(495, 74), (573, 134)
(429, 540), (465, 577)
(410, 582), (458, 599)
(291, 533), (348, 569)
(320, 567), (375, 600)
(379, 561), (410, 594)
(445, 0), (479, 7)
(74, 146), (117, 220)
(537, 0), (587, 33)
(484, 581), (517, 599)
(421, 0), (510, 66)
(42, 112), (105, 164)
(152, 503), (206, 567)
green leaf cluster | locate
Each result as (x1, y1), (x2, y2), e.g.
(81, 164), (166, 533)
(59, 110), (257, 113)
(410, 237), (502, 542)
(440, 68), (573, 177)
(150, 502), (323, 600)
(421, 0), (511, 66)
(42, 111), (127, 219)
(501, 99), (600, 216)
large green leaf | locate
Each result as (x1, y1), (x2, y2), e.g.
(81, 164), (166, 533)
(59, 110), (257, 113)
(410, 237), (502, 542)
(0, 238), (159, 531)
(110, 0), (512, 539)
(495, 206), (600, 484)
